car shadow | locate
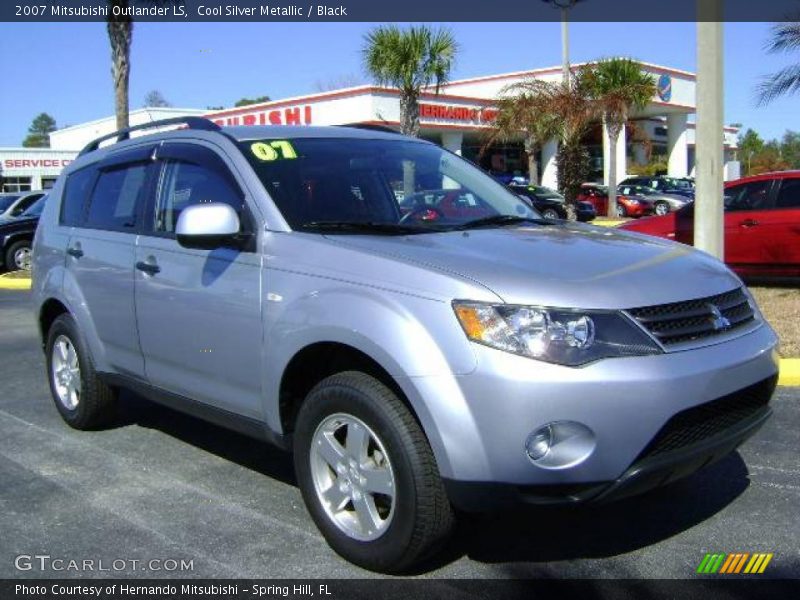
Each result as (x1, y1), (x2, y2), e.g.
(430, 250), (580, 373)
(415, 452), (751, 574)
(115, 390), (297, 487)
(115, 390), (752, 576)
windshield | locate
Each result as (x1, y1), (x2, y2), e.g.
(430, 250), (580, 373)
(21, 195), (46, 217)
(240, 137), (538, 233)
(0, 195), (21, 212)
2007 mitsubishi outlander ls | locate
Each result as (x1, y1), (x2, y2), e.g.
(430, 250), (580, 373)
(32, 118), (779, 572)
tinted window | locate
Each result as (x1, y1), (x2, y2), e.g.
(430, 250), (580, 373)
(22, 195), (47, 217)
(239, 138), (535, 231)
(61, 167), (97, 226)
(775, 178), (800, 209)
(724, 180), (770, 212)
(85, 164), (147, 231)
(154, 160), (244, 234)
(0, 195), (21, 211)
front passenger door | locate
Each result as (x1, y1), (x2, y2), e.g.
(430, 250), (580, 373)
(134, 142), (263, 418)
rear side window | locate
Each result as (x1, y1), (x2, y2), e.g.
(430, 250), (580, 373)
(60, 167), (96, 226)
(775, 178), (800, 209)
(84, 164), (148, 231)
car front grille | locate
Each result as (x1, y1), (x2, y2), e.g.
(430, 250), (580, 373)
(626, 287), (756, 347)
(637, 376), (776, 459)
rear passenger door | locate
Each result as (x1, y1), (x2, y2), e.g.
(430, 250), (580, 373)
(758, 177), (800, 275)
(63, 146), (155, 378)
(134, 142), (263, 419)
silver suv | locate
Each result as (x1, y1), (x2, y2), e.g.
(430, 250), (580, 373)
(32, 118), (779, 572)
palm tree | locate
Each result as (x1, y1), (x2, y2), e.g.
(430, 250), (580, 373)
(485, 81), (559, 185)
(583, 58), (656, 217)
(107, 0), (133, 131)
(757, 22), (800, 106)
(362, 25), (457, 136)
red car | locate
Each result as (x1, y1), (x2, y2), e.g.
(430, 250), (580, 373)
(619, 171), (800, 278)
(577, 183), (656, 218)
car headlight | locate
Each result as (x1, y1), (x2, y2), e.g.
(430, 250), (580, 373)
(626, 198), (640, 205)
(453, 302), (662, 366)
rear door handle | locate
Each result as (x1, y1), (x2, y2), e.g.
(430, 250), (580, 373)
(135, 261), (160, 275)
(66, 246), (83, 259)
(740, 218), (759, 228)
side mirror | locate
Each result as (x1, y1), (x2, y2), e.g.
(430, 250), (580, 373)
(175, 203), (243, 250)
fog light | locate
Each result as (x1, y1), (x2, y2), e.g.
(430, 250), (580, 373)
(525, 425), (553, 461)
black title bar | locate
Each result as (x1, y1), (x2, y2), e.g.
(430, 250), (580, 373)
(3, 0), (800, 23)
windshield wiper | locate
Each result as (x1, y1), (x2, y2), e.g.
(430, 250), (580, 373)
(299, 221), (439, 235)
(453, 215), (551, 231)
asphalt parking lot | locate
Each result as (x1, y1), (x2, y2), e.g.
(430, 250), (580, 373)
(1, 289), (799, 580)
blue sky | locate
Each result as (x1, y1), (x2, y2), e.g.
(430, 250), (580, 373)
(0, 21), (796, 146)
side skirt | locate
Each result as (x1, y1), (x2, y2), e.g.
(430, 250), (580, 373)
(98, 372), (291, 451)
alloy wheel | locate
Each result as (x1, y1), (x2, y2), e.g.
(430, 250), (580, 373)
(310, 413), (396, 541)
(51, 335), (81, 410)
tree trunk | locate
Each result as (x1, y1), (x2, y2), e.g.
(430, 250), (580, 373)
(606, 119), (622, 218)
(524, 136), (539, 185)
(107, 6), (133, 132)
(399, 91), (420, 137)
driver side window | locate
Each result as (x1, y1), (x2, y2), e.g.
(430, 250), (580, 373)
(724, 181), (770, 212)
(154, 159), (245, 235)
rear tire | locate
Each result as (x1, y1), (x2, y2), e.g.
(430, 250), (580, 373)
(294, 371), (454, 573)
(616, 204), (627, 218)
(541, 208), (560, 220)
(46, 314), (118, 429)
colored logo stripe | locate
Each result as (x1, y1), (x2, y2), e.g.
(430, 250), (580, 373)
(698, 552), (773, 574)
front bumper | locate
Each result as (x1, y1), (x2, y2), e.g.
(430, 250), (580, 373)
(402, 322), (779, 510)
(443, 376), (774, 509)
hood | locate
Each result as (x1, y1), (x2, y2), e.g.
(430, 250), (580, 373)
(327, 223), (741, 309)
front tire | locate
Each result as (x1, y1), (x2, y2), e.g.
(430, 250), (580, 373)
(294, 371), (454, 573)
(616, 203), (628, 218)
(541, 208), (560, 220)
(654, 201), (669, 216)
(5, 240), (32, 271)
(46, 314), (118, 429)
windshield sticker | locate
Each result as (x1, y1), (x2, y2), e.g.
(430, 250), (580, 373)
(251, 140), (298, 161)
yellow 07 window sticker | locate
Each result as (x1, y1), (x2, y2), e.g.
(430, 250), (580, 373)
(251, 140), (298, 161)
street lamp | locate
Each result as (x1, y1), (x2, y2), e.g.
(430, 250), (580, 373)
(541, 0), (583, 86)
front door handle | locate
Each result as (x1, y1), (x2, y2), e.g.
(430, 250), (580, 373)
(66, 246), (83, 259)
(135, 261), (160, 275)
(740, 218), (759, 228)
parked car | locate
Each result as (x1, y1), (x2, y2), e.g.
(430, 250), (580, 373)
(0, 191), (46, 219)
(620, 176), (695, 199)
(508, 183), (596, 222)
(32, 118), (778, 573)
(577, 183), (656, 218)
(618, 184), (691, 216)
(0, 194), (47, 271)
(620, 171), (800, 278)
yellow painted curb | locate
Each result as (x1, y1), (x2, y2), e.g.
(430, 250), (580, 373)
(594, 219), (625, 227)
(0, 275), (31, 290)
(779, 358), (800, 387)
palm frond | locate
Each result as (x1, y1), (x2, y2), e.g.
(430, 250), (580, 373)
(757, 63), (800, 105)
(765, 21), (800, 53)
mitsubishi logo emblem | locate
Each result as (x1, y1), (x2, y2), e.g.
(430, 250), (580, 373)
(708, 303), (731, 331)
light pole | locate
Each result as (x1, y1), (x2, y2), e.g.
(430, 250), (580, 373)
(541, 0), (582, 87)
(695, 0), (724, 259)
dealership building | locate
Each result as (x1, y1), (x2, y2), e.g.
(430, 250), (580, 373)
(1, 62), (740, 192)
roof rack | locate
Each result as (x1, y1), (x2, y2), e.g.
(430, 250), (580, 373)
(78, 117), (221, 156)
(340, 123), (401, 134)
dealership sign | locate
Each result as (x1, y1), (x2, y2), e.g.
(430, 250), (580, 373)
(419, 103), (498, 124)
(210, 105), (313, 127)
(2, 158), (72, 172)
